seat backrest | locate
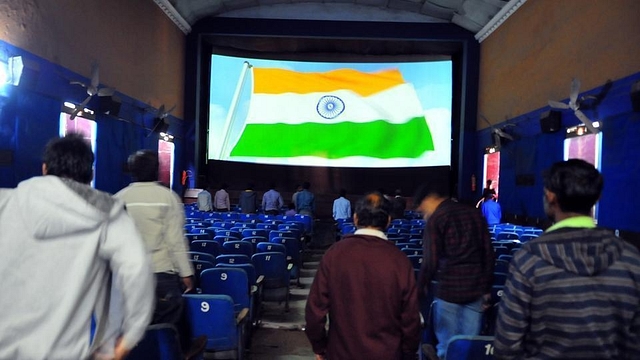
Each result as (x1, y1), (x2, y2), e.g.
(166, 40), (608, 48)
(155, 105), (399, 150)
(182, 294), (239, 351)
(186, 233), (213, 242)
(242, 228), (268, 238)
(187, 251), (216, 265)
(269, 230), (296, 241)
(445, 335), (496, 360)
(191, 259), (216, 286)
(494, 259), (509, 274)
(216, 254), (251, 265)
(216, 263), (257, 287)
(127, 324), (183, 360)
(190, 240), (222, 258)
(256, 223), (278, 231)
(251, 251), (288, 288)
(402, 247), (423, 257)
(493, 272), (507, 286)
(256, 242), (286, 254)
(200, 268), (250, 311)
(222, 240), (253, 257)
(241, 236), (268, 253)
(215, 229), (241, 240)
(270, 237), (301, 262)
(407, 254), (423, 270)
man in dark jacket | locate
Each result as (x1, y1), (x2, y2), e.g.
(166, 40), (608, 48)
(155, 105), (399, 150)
(305, 192), (420, 360)
(494, 159), (640, 359)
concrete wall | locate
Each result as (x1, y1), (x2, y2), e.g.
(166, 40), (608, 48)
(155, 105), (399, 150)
(478, 0), (640, 127)
(0, 0), (186, 118)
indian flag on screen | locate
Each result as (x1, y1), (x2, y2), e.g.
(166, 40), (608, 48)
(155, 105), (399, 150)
(229, 67), (434, 159)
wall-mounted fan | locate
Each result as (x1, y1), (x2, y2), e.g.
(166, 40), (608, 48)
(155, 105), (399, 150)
(69, 62), (115, 119)
(480, 114), (516, 148)
(548, 78), (600, 134)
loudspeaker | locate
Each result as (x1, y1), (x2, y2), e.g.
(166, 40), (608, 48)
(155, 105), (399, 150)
(99, 95), (121, 117)
(631, 80), (640, 112)
(540, 110), (562, 133)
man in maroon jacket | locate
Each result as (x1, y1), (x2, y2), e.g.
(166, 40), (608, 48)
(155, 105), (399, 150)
(305, 192), (421, 360)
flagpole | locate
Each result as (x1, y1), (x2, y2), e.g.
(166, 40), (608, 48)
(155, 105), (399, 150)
(219, 61), (251, 159)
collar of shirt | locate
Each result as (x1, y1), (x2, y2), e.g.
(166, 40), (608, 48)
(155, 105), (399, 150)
(354, 228), (388, 240)
(545, 215), (596, 233)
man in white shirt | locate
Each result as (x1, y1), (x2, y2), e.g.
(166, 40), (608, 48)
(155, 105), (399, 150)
(332, 189), (352, 221)
(197, 186), (212, 212)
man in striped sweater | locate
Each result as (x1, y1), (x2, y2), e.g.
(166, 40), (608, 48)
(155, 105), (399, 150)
(494, 159), (640, 359)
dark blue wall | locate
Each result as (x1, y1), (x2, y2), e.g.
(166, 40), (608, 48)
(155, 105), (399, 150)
(0, 41), (186, 194)
(475, 73), (640, 234)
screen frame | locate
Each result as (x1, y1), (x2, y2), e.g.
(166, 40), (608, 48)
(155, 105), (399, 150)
(184, 17), (480, 200)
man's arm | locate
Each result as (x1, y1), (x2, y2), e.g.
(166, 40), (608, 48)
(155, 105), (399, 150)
(494, 262), (532, 359)
(99, 205), (155, 352)
(400, 262), (421, 358)
(418, 218), (440, 298)
(277, 194), (284, 209)
(332, 200), (337, 220)
(305, 255), (331, 357)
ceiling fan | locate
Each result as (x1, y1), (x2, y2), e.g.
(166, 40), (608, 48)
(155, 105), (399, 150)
(548, 78), (600, 134)
(480, 114), (516, 148)
(69, 62), (115, 119)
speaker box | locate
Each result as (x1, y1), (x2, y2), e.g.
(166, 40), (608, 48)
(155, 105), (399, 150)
(99, 95), (121, 117)
(540, 110), (562, 133)
(631, 80), (640, 112)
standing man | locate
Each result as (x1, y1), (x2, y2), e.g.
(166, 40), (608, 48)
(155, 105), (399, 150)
(116, 150), (194, 328)
(262, 183), (284, 215)
(390, 188), (407, 220)
(0, 134), (154, 360)
(296, 181), (315, 216)
(306, 192), (420, 360)
(238, 183), (258, 214)
(481, 194), (502, 225)
(415, 182), (494, 360)
(494, 159), (640, 359)
(213, 183), (230, 212)
(332, 189), (352, 222)
(197, 184), (212, 212)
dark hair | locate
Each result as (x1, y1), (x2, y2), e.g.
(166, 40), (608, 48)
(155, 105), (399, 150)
(302, 181), (310, 189)
(247, 183), (254, 190)
(128, 150), (158, 182)
(543, 159), (603, 214)
(220, 183), (228, 189)
(43, 133), (94, 184)
(355, 192), (391, 230)
(269, 182), (276, 189)
(339, 189), (347, 197)
(413, 181), (450, 205)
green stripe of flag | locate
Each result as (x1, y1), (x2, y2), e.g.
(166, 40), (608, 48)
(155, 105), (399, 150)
(230, 116), (434, 159)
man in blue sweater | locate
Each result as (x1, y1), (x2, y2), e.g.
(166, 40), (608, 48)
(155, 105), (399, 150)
(494, 159), (640, 359)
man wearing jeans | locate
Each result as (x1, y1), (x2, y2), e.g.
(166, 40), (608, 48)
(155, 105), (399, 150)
(116, 150), (194, 327)
(415, 183), (494, 359)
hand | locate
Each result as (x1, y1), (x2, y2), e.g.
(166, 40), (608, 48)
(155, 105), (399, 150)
(182, 276), (194, 294)
(315, 354), (326, 360)
(113, 337), (130, 360)
(481, 293), (492, 312)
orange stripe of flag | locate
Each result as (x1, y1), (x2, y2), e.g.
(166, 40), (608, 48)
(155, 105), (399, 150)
(253, 68), (406, 97)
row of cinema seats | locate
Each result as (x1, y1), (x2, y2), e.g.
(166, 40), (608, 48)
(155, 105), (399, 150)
(490, 223), (543, 242)
(172, 206), (306, 359)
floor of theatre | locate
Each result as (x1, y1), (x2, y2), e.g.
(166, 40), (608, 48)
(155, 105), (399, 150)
(243, 219), (336, 360)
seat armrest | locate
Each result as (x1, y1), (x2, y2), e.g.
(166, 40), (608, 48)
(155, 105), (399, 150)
(256, 275), (264, 284)
(236, 307), (250, 325)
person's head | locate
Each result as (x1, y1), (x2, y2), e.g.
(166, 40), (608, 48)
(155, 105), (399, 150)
(42, 133), (94, 184)
(354, 191), (391, 230)
(247, 183), (254, 190)
(220, 182), (228, 190)
(542, 159), (603, 218)
(269, 182), (276, 190)
(413, 182), (450, 219)
(339, 189), (347, 198)
(486, 179), (493, 188)
(395, 188), (402, 196)
(127, 150), (158, 182)
(302, 181), (310, 190)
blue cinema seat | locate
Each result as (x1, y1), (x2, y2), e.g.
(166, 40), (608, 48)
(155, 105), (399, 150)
(444, 335), (496, 360)
(251, 251), (290, 312)
(182, 294), (246, 360)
